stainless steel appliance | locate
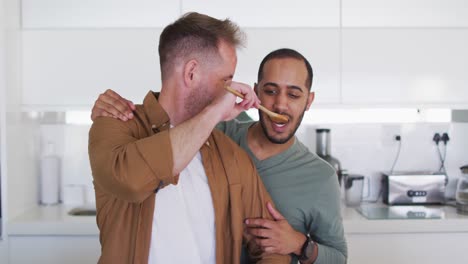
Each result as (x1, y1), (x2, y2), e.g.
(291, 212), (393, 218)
(316, 129), (342, 185)
(382, 171), (446, 205)
(456, 165), (468, 215)
(344, 174), (365, 207)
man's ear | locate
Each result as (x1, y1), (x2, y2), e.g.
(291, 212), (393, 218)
(305, 91), (315, 111)
(183, 59), (199, 88)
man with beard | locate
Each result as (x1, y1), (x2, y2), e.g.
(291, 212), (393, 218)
(91, 49), (347, 264)
(88, 13), (290, 264)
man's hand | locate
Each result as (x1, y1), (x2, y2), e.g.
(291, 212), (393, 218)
(209, 81), (261, 123)
(91, 89), (135, 121)
(245, 202), (307, 256)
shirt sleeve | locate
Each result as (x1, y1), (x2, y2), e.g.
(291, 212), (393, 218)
(308, 172), (348, 264)
(88, 117), (176, 203)
(237, 153), (291, 264)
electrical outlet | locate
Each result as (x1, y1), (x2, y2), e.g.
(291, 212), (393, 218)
(381, 125), (401, 146)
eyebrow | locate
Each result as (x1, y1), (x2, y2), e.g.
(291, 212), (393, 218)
(263, 82), (304, 93)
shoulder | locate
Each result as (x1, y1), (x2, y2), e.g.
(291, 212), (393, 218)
(294, 140), (337, 179)
(212, 129), (247, 158)
(90, 104), (149, 139)
(212, 129), (257, 176)
(217, 120), (253, 139)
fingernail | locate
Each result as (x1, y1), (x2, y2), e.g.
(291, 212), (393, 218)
(128, 113), (134, 118)
(245, 219), (249, 224)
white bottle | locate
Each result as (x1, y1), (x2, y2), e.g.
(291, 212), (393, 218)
(40, 141), (61, 205)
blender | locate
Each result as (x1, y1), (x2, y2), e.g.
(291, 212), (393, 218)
(456, 165), (468, 215)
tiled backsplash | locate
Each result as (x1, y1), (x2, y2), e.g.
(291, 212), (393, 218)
(37, 115), (468, 205)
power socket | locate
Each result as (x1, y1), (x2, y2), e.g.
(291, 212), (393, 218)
(382, 125), (402, 146)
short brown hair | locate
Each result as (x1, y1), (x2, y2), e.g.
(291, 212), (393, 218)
(158, 12), (245, 81)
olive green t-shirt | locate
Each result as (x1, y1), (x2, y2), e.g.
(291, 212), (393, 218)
(217, 120), (347, 264)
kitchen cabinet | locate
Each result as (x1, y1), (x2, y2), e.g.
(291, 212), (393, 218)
(347, 233), (468, 264)
(21, 0), (179, 28)
(341, 29), (468, 107)
(22, 29), (162, 108)
(22, 28), (341, 108)
(343, 205), (468, 264)
(0, 240), (7, 263)
(9, 236), (100, 264)
(237, 29), (341, 105)
(342, 0), (468, 27)
(182, 0), (340, 27)
(19, 2), (468, 109)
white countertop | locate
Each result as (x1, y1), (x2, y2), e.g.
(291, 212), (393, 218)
(8, 204), (99, 236)
(7, 203), (468, 236)
(342, 202), (468, 234)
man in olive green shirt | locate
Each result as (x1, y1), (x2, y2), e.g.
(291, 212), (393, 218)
(91, 48), (347, 264)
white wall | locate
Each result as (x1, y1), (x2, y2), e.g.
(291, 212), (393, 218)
(296, 121), (468, 200)
(0, 0), (8, 241)
(33, 118), (467, 205)
(5, 0), (40, 222)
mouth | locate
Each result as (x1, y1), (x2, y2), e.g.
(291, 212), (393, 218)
(269, 116), (290, 131)
(273, 122), (287, 127)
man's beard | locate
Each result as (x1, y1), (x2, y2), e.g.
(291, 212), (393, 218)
(259, 105), (306, 144)
(185, 84), (214, 117)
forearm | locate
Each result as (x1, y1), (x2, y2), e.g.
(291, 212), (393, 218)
(298, 240), (318, 264)
(311, 243), (346, 264)
(169, 104), (223, 176)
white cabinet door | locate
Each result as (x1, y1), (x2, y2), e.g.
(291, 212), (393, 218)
(342, 29), (468, 107)
(22, 30), (162, 108)
(22, 0), (180, 28)
(182, 0), (340, 27)
(0, 240), (7, 264)
(342, 0), (468, 27)
(9, 236), (100, 264)
(237, 29), (341, 104)
(347, 233), (468, 264)
(22, 28), (340, 108)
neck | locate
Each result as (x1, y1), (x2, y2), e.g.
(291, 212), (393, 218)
(158, 80), (188, 126)
(247, 122), (295, 161)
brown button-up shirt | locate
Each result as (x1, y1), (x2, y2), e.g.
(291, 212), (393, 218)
(88, 91), (290, 264)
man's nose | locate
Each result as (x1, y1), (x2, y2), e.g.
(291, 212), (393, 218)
(273, 94), (288, 113)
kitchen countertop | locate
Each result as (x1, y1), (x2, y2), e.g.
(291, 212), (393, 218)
(7, 203), (468, 236)
(8, 204), (99, 236)
(342, 202), (468, 234)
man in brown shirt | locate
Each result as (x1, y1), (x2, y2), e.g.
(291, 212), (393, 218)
(88, 12), (290, 264)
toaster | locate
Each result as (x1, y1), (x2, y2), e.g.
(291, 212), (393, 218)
(382, 171), (447, 205)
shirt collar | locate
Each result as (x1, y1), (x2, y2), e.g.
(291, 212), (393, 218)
(143, 91), (170, 133)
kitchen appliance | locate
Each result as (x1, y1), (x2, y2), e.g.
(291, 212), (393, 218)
(382, 171), (446, 205)
(316, 129), (342, 185)
(455, 165), (468, 215)
(344, 174), (364, 207)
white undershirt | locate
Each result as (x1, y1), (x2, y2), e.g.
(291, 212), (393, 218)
(148, 151), (216, 263)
